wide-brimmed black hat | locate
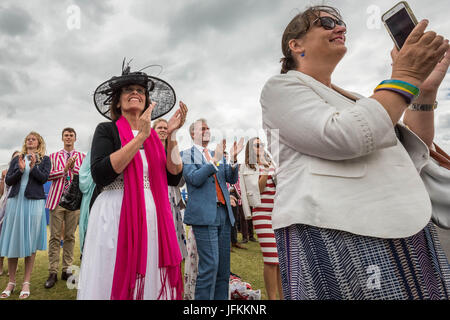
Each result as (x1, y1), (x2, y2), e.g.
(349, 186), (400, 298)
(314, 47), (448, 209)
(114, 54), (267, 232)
(94, 59), (176, 120)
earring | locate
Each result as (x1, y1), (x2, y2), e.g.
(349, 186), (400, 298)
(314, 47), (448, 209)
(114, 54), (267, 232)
(300, 52), (305, 57)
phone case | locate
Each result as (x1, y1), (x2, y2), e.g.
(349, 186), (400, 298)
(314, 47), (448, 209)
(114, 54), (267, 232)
(381, 1), (418, 50)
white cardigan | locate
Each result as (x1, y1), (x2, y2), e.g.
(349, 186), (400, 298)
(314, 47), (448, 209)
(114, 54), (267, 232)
(239, 164), (277, 220)
(260, 70), (436, 239)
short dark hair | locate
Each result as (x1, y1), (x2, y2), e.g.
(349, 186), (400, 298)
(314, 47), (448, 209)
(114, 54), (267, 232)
(62, 127), (77, 138)
(280, 5), (343, 74)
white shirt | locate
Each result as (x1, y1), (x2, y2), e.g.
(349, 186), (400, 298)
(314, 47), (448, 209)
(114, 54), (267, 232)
(193, 143), (219, 172)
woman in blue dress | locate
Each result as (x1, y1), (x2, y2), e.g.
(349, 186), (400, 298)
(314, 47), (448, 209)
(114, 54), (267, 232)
(0, 132), (50, 299)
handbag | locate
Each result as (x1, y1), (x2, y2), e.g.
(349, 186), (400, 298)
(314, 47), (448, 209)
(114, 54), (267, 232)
(59, 174), (83, 211)
(422, 144), (450, 229)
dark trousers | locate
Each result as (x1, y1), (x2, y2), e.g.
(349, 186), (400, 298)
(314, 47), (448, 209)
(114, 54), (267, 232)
(231, 205), (239, 244)
(240, 207), (254, 240)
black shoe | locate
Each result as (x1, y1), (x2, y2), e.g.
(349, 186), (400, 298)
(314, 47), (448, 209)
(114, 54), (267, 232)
(249, 237), (257, 242)
(61, 270), (72, 281)
(44, 273), (57, 289)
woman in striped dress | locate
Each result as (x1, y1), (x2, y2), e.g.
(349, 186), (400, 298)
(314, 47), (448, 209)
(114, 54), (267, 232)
(240, 137), (283, 300)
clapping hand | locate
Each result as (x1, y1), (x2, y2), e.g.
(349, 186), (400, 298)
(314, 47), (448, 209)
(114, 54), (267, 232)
(167, 101), (188, 135)
(138, 101), (157, 140)
(18, 155), (26, 172)
(419, 47), (450, 94)
(229, 137), (244, 163)
(212, 139), (226, 163)
(64, 156), (76, 173)
(29, 153), (37, 169)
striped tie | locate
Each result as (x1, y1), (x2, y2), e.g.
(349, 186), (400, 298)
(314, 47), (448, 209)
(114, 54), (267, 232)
(63, 151), (71, 193)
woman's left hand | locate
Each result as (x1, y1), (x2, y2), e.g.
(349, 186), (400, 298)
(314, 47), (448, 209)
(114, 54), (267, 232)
(392, 46), (450, 94)
(420, 47), (450, 94)
(167, 101), (188, 135)
(29, 153), (37, 169)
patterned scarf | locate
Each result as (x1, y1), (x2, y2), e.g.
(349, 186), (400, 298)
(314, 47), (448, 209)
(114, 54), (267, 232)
(111, 116), (183, 300)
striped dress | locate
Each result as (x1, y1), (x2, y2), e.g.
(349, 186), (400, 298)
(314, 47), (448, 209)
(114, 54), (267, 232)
(252, 166), (278, 265)
(275, 222), (450, 300)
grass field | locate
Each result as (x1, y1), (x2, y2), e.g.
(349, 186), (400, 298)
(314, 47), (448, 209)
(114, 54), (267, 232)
(0, 226), (268, 300)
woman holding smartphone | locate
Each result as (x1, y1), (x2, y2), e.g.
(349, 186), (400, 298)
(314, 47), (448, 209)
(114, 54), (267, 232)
(0, 132), (50, 299)
(261, 5), (450, 299)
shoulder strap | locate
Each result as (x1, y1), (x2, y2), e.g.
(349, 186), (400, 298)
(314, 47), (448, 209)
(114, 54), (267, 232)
(430, 143), (450, 170)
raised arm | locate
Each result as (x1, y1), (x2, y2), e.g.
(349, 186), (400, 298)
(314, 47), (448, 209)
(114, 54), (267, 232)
(403, 48), (450, 147)
(5, 156), (23, 187)
(166, 101), (188, 175)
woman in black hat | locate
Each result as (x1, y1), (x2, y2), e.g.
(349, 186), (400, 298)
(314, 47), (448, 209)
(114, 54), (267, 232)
(77, 62), (187, 300)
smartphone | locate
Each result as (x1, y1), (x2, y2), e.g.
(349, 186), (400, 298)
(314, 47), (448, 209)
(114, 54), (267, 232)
(382, 1), (418, 49)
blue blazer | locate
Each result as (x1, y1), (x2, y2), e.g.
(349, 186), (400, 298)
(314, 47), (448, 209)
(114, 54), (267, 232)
(6, 155), (51, 200)
(181, 146), (239, 226)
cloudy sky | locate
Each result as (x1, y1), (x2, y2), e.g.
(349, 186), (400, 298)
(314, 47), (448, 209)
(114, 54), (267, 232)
(1, 0), (450, 167)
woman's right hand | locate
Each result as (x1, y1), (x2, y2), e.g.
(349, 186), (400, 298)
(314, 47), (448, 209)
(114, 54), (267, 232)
(18, 156), (26, 172)
(391, 19), (449, 87)
(137, 101), (157, 141)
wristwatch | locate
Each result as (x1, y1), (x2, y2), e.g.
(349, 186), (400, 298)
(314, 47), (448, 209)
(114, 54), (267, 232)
(408, 101), (438, 111)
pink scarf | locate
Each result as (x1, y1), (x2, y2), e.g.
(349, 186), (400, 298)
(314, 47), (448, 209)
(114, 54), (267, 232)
(111, 116), (183, 300)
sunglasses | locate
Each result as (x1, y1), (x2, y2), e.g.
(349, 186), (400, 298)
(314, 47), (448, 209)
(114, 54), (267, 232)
(313, 16), (346, 30)
(122, 86), (146, 95)
(253, 143), (264, 148)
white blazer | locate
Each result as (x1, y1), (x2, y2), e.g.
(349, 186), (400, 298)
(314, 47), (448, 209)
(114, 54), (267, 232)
(239, 164), (268, 220)
(260, 70), (434, 239)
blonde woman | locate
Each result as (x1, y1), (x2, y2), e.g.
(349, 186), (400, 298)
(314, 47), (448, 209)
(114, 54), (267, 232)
(0, 132), (51, 299)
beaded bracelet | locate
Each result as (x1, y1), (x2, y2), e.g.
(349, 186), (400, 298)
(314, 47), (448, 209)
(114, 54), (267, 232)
(374, 79), (420, 104)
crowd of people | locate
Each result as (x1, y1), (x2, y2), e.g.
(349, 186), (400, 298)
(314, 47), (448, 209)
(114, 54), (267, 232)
(1, 4), (450, 300)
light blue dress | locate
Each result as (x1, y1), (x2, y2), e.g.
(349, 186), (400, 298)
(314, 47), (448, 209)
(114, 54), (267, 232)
(0, 158), (47, 258)
(79, 151), (95, 253)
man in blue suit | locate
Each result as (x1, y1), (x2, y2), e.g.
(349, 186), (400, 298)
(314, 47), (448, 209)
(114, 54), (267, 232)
(182, 118), (243, 300)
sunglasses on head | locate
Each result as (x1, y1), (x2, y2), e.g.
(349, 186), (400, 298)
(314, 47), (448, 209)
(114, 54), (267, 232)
(313, 16), (346, 30)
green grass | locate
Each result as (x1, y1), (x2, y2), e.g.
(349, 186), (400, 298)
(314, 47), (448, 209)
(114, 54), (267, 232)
(0, 226), (267, 300)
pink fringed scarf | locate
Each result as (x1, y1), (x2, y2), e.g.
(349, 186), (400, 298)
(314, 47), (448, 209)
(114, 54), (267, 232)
(110, 116), (183, 300)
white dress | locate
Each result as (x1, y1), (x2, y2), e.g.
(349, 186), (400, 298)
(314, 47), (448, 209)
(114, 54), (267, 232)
(77, 131), (165, 300)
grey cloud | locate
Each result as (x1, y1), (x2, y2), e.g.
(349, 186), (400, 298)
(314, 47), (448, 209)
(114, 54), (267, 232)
(0, 126), (28, 149)
(0, 69), (18, 95)
(0, 101), (17, 118)
(438, 113), (450, 130)
(0, 5), (36, 37)
(72, 0), (116, 26)
(147, 0), (282, 44)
